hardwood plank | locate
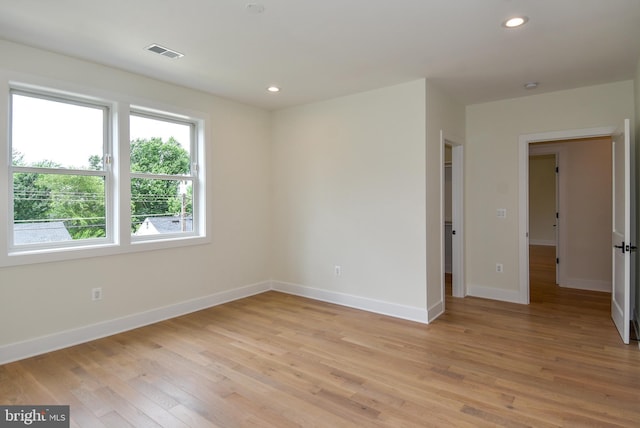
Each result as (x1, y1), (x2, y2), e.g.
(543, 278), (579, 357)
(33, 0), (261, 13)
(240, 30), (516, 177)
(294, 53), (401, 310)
(1, 246), (639, 426)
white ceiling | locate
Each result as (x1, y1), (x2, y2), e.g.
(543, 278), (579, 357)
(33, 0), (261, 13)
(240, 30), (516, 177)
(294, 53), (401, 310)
(1, 0), (639, 110)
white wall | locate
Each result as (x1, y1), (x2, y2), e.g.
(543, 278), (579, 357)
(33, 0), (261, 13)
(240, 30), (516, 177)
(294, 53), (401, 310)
(559, 138), (612, 291)
(271, 80), (428, 319)
(466, 81), (635, 301)
(0, 41), (272, 351)
(2, 39), (637, 362)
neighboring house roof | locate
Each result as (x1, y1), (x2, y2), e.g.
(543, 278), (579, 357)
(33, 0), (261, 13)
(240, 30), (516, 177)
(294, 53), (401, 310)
(135, 216), (192, 235)
(14, 222), (72, 244)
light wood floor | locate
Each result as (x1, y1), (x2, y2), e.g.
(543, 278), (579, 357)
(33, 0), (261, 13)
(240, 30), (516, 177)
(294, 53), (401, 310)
(2, 247), (639, 427)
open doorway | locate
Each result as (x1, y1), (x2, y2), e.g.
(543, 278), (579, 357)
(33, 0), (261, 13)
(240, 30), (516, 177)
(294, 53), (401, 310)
(444, 146), (452, 295)
(518, 126), (616, 305)
(528, 137), (612, 301)
(528, 152), (559, 297)
(528, 151), (559, 284)
(441, 135), (464, 303)
(520, 122), (635, 345)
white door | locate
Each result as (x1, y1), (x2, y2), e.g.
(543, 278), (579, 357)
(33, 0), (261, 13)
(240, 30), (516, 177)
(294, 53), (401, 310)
(611, 119), (631, 344)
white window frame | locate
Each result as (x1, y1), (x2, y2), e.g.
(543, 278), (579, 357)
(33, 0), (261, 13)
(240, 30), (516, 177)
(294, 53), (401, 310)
(9, 88), (114, 252)
(129, 109), (200, 242)
(1, 77), (208, 268)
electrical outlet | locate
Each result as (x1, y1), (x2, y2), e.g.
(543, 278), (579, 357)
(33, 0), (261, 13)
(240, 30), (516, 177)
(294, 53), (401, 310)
(92, 287), (103, 301)
(334, 265), (342, 277)
(496, 263), (503, 273)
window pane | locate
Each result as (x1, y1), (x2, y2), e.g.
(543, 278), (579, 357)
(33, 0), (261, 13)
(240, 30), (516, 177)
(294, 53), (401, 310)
(13, 172), (106, 244)
(11, 93), (105, 170)
(131, 178), (193, 235)
(130, 115), (191, 175)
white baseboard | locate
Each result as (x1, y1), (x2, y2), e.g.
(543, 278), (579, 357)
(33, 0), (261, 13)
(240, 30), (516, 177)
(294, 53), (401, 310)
(271, 281), (428, 324)
(529, 239), (556, 246)
(427, 299), (444, 322)
(0, 281), (271, 365)
(467, 284), (522, 304)
(559, 278), (611, 293)
(2, 279), (436, 365)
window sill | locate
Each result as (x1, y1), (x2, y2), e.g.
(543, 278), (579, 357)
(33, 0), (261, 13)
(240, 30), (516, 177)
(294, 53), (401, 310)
(1, 235), (210, 268)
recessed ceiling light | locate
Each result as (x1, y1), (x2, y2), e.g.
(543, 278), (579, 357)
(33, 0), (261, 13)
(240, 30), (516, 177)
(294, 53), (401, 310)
(267, 86), (280, 93)
(503, 16), (529, 28)
(524, 82), (539, 90)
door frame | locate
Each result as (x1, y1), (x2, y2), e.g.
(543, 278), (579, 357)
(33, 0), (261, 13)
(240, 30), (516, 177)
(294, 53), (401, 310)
(518, 126), (615, 304)
(440, 131), (465, 302)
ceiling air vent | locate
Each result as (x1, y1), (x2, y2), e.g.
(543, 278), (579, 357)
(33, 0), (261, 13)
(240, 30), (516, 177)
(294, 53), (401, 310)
(145, 44), (184, 59)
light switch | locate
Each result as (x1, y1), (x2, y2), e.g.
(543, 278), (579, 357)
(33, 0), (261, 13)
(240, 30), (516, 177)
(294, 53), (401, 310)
(497, 208), (507, 219)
